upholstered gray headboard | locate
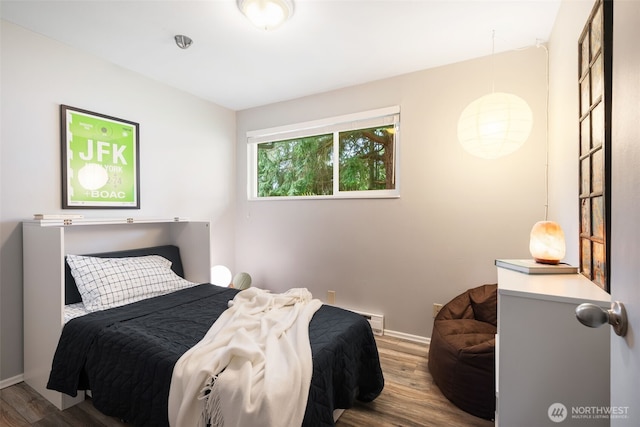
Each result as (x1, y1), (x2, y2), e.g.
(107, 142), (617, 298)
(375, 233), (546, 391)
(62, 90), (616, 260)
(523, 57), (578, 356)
(64, 245), (185, 305)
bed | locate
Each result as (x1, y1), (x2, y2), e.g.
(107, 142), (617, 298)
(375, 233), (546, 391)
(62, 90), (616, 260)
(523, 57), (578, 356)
(45, 244), (384, 426)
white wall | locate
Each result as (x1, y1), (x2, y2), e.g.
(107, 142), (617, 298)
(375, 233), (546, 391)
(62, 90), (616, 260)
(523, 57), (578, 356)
(0, 0), (593, 384)
(0, 21), (236, 382)
(236, 47), (549, 339)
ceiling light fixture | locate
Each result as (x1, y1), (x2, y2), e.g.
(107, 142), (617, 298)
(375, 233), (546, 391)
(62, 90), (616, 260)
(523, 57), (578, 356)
(457, 31), (533, 159)
(174, 35), (193, 49)
(237, 0), (294, 31)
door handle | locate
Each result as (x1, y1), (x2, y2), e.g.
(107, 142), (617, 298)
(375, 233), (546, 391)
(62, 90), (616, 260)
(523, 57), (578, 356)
(575, 301), (628, 337)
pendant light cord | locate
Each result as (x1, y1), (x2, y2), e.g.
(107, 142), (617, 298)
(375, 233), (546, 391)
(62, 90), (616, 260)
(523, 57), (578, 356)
(491, 30), (496, 93)
(539, 41), (550, 221)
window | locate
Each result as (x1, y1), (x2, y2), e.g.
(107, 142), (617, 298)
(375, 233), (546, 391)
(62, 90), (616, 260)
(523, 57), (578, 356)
(247, 106), (400, 199)
(578, 0), (612, 292)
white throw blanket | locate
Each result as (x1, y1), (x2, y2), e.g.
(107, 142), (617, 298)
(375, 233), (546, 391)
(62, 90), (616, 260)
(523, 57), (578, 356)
(168, 287), (322, 427)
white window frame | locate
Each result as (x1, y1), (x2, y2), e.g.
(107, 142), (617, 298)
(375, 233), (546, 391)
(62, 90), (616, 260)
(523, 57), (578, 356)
(247, 106), (400, 200)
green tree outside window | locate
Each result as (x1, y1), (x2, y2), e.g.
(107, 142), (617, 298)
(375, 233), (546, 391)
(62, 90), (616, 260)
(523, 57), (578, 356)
(257, 125), (395, 197)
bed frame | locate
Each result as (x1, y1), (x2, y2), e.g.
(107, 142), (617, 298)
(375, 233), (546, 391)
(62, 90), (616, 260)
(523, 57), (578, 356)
(22, 218), (211, 410)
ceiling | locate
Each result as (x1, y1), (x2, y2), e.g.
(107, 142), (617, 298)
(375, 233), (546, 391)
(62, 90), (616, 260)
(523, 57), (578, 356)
(1, 0), (561, 111)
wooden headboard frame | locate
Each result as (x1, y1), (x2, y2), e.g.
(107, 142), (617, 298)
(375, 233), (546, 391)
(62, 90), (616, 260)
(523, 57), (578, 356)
(23, 219), (212, 410)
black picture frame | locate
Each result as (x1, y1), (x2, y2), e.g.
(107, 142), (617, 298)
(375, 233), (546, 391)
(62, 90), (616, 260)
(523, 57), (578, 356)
(577, 0), (612, 292)
(61, 105), (140, 209)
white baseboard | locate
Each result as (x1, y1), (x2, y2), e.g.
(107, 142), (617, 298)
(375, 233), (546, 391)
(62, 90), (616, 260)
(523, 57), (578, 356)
(0, 374), (24, 389)
(382, 329), (430, 345)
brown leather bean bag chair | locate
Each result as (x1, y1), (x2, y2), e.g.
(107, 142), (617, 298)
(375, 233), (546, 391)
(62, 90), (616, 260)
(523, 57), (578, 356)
(428, 284), (497, 420)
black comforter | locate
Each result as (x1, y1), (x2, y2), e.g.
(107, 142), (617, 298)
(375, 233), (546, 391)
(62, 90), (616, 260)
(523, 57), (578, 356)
(47, 285), (384, 426)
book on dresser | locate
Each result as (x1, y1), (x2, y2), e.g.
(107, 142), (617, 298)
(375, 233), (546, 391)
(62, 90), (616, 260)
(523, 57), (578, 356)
(495, 258), (578, 274)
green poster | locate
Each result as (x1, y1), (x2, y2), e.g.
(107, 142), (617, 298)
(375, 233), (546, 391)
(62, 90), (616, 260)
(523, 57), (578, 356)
(62, 105), (140, 208)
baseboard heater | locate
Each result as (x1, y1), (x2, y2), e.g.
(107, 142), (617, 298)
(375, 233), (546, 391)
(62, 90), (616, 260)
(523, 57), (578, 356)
(351, 310), (384, 336)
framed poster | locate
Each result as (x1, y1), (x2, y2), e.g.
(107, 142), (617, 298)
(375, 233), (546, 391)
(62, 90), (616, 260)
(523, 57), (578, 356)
(61, 105), (140, 209)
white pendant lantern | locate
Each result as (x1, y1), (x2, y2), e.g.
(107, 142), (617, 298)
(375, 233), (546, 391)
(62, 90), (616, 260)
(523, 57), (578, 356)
(457, 92), (533, 159)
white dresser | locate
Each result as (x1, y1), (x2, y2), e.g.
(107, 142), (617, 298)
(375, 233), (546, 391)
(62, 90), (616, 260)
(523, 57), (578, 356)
(496, 266), (611, 426)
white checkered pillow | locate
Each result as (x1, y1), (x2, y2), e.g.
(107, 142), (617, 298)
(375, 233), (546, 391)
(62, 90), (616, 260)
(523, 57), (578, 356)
(66, 254), (197, 312)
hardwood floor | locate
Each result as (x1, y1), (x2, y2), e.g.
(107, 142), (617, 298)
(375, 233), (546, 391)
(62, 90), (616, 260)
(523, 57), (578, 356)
(336, 336), (493, 427)
(1, 335), (494, 426)
(0, 382), (127, 427)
